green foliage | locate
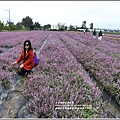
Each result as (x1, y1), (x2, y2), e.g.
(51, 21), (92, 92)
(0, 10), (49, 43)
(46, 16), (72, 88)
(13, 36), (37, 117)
(106, 84), (120, 96)
(81, 107), (95, 118)
(0, 20), (4, 31)
(4, 26), (10, 31)
(44, 24), (51, 30)
(1, 80), (10, 89)
(22, 16), (33, 30)
(69, 24), (75, 31)
(34, 22), (41, 30)
(16, 22), (23, 30)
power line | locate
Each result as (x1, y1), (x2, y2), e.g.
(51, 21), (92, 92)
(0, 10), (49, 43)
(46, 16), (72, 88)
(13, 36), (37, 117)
(0, 8), (22, 23)
(0, 17), (21, 24)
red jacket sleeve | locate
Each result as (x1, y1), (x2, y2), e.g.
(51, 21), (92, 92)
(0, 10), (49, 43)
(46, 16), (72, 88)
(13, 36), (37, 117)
(16, 50), (24, 63)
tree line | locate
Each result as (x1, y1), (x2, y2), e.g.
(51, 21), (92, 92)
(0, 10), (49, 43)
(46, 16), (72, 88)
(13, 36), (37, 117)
(0, 16), (93, 31)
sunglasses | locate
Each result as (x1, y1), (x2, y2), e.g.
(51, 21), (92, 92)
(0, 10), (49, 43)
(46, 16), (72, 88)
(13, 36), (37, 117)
(25, 44), (29, 46)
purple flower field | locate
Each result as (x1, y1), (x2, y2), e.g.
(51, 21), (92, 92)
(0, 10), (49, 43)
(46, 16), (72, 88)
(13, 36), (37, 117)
(58, 31), (120, 105)
(0, 31), (119, 118)
(63, 31), (120, 60)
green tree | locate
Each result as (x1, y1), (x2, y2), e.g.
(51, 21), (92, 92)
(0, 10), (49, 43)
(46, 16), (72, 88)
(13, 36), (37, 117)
(64, 26), (68, 31)
(43, 24), (51, 30)
(61, 25), (65, 31)
(30, 23), (35, 30)
(4, 26), (10, 31)
(69, 24), (75, 31)
(16, 22), (23, 30)
(0, 20), (4, 31)
(9, 22), (15, 31)
(5, 20), (9, 26)
(4, 20), (15, 31)
(57, 22), (65, 31)
(34, 22), (41, 30)
(22, 16), (33, 30)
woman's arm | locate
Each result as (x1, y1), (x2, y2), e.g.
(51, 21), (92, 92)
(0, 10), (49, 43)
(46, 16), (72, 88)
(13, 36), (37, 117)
(16, 50), (24, 63)
(12, 50), (24, 66)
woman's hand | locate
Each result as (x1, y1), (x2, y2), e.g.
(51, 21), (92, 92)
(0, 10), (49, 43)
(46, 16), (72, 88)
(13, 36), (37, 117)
(19, 64), (23, 68)
(12, 61), (17, 66)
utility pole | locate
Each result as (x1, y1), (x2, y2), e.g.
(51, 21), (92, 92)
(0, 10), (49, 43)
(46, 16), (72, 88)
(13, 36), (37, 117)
(5, 10), (11, 30)
(109, 23), (111, 30)
(9, 10), (10, 23)
(5, 9), (10, 24)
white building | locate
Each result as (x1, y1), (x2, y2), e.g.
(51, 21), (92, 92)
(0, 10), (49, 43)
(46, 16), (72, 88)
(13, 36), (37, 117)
(51, 25), (59, 30)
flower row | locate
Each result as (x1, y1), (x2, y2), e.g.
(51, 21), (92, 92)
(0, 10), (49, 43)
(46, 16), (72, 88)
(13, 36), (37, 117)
(58, 32), (120, 105)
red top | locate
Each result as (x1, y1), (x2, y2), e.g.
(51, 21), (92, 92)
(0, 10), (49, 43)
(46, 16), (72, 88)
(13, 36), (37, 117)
(17, 49), (34, 70)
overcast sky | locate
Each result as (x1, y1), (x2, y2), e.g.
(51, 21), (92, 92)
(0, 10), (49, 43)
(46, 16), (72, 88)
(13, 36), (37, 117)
(0, 1), (120, 30)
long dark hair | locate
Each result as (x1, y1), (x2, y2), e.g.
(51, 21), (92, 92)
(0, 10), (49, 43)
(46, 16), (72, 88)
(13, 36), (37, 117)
(23, 40), (33, 62)
(24, 39), (33, 52)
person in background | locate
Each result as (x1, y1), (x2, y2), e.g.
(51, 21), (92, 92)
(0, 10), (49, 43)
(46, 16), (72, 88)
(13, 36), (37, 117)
(98, 30), (104, 40)
(84, 28), (87, 34)
(84, 29), (86, 34)
(12, 40), (34, 75)
(85, 28), (87, 34)
(93, 29), (97, 39)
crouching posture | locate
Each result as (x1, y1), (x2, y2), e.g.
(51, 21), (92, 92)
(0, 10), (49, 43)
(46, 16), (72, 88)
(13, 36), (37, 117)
(12, 40), (34, 75)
